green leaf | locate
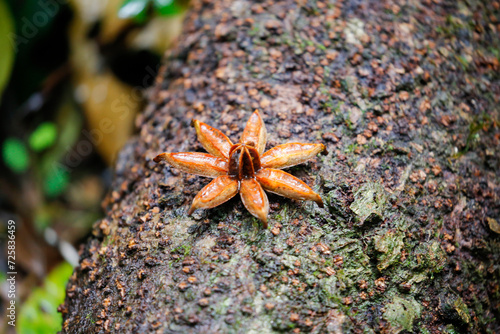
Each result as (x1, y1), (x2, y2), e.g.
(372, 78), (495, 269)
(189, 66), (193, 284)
(153, 0), (174, 8)
(118, 0), (150, 23)
(0, 0), (15, 98)
(2, 138), (29, 172)
(43, 165), (69, 197)
(18, 262), (73, 334)
(153, 0), (185, 16)
(29, 122), (58, 152)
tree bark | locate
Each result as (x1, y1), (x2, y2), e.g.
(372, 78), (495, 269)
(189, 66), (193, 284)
(60, 0), (500, 333)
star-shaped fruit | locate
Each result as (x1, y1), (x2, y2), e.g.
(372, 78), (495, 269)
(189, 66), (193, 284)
(154, 111), (326, 228)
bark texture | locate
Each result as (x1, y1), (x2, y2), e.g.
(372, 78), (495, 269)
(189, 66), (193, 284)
(60, 0), (500, 333)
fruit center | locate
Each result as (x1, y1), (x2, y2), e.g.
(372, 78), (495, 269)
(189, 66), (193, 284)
(227, 144), (261, 180)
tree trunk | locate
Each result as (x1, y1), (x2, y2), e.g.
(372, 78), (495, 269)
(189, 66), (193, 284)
(60, 0), (500, 333)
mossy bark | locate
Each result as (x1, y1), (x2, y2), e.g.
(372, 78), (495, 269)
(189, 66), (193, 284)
(60, 0), (500, 333)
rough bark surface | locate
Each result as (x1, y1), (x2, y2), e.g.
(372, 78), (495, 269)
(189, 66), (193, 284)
(60, 0), (500, 333)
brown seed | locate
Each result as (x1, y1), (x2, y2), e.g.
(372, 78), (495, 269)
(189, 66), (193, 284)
(241, 306), (253, 315)
(251, 4), (264, 14)
(432, 165), (442, 176)
(367, 122), (378, 133)
(103, 298), (111, 308)
(443, 233), (453, 241)
(248, 88), (258, 96)
(333, 255), (343, 266)
(98, 220), (110, 235)
(358, 68), (370, 77)
(400, 282), (412, 291)
(375, 277), (386, 292)
(351, 53), (362, 65)
(326, 51), (339, 61)
(80, 258), (93, 271)
(265, 303), (275, 310)
(399, 91), (410, 101)
(273, 247), (283, 255)
(214, 24), (230, 39)
(265, 20), (282, 30)
(269, 49), (282, 59)
(215, 67), (227, 79)
(234, 50), (246, 57)
(356, 134), (367, 145)
(127, 239), (138, 251)
(419, 99), (431, 112)
(193, 102), (204, 112)
(322, 132), (339, 143)
(137, 269), (145, 280)
(343, 296), (353, 305)
(260, 99), (270, 108)
(316, 242), (330, 254)
(445, 243), (455, 253)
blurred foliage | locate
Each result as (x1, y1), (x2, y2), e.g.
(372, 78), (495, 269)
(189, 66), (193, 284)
(43, 165), (70, 198)
(0, 0), (14, 100)
(2, 138), (29, 173)
(68, 0), (185, 163)
(0, 0), (186, 330)
(154, 0), (187, 16)
(119, 0), (187, 22)
(18, 262), (73, 334)
(29, 122), (57, 152)
(5, 0), (69, 103)
(119, 0), (149, 22)
(2, 94), (81, 200)
(1, 0), (185, 178)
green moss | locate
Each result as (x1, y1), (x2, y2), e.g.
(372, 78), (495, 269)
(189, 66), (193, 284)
(411, 241), (447, 274)
(373, 230), (405, 271)
(383, 296), (422, 333)
(350, 182), (388, 225)
(439, 292), (471, 327)
(170, 244), (192, 259)
(453, 296), (471, 325)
